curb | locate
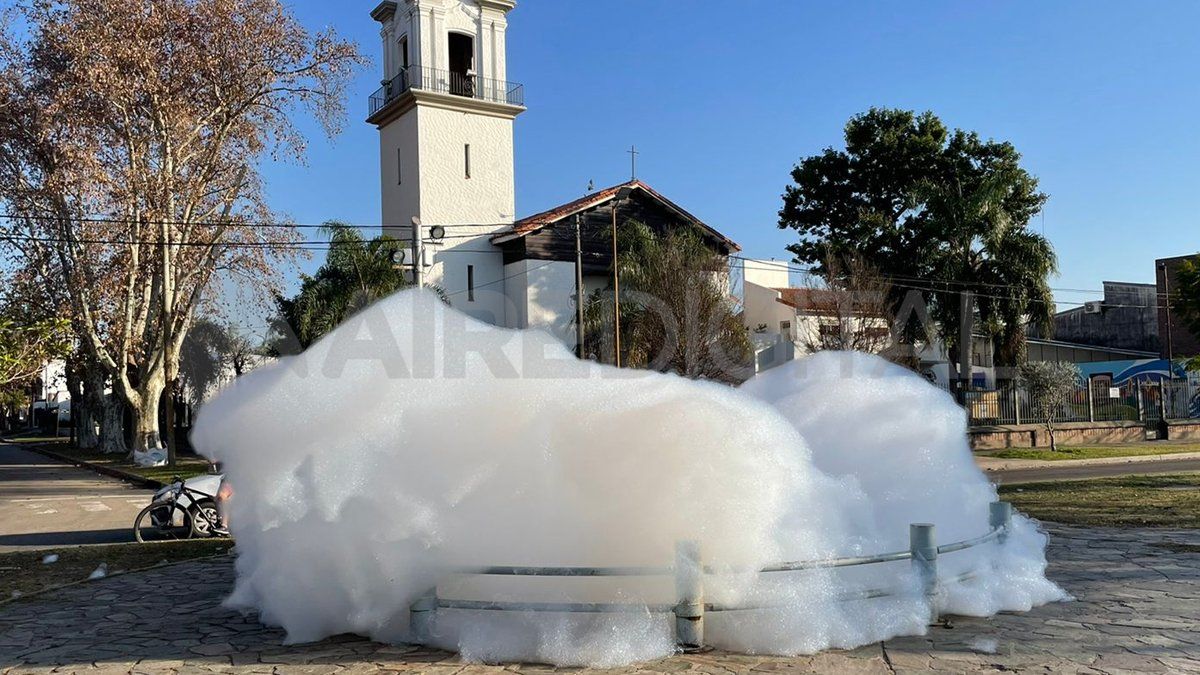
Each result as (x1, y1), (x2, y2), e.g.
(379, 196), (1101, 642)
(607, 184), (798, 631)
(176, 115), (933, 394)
(12, 442), (165, 489)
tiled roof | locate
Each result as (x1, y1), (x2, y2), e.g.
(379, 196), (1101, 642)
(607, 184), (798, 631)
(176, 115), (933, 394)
(775, 287), (886, 316)
(492, 179), (740, 252)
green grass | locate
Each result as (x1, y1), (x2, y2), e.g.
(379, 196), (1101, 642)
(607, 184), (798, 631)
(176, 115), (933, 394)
(7, 438), (210, 485)
(1, 539), (233, 601)
(986, 442), (1200, 462)
(1000, 473), (1200, 528)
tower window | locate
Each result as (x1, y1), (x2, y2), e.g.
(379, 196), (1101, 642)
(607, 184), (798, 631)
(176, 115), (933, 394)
(396, 147), (402, 184)
(448, 32), (475, 97)
(467, 265), (475, 301)
(399, 35), (409, 70)
(464, 144), (471, 179)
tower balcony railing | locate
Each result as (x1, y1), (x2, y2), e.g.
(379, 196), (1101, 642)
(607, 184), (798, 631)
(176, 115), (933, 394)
(369, 65), (525, 116)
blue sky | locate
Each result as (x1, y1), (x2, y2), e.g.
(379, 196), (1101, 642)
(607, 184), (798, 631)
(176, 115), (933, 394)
(263, 1), (1200, 309)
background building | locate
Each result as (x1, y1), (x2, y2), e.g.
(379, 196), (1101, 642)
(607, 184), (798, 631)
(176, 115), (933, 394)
(1037, 281), (1159, 353)
(1157, 255), (1200, 360)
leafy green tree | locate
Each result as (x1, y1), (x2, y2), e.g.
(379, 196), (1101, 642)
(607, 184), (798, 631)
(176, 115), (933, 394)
(1172, 255), (1200, 371)
(779, 108), (1055, 381)
(272, 223), (409, 350)
(1019, 361), (1080, 452)
(0, 313), (70, 429)
(0, 316), (70, 388)
(583, 221), (752, 384)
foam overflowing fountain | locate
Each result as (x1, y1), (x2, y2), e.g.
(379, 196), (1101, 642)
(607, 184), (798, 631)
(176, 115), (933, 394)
(191, 289), (1067, 666)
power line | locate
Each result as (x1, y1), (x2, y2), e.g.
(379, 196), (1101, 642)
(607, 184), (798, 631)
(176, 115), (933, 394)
(0, 231), (506, 249)
(0, 212), (513, 232)
(0, 218), (1185, 311)
(732, 256), (1181, 304)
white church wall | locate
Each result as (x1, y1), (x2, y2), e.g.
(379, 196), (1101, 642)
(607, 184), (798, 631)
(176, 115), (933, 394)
(416, 104), (515, 226)
(379, 112), (421, 232)
(503, 260), (529, 329)
(426, 236), (508, 325)
(523, 261), (576, 345)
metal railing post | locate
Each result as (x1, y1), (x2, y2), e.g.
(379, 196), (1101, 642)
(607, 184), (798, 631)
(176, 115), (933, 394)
(674, 540), (704, 650)
(1086, 379), (1095, 423)
(910, 524), (939, 624)
(409, 589), (437, 645)
(989, 501), (1012, 545)
(1137, 384), (1145, 421)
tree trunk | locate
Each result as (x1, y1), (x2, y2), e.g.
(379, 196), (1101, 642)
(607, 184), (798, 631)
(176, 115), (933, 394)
(97, 393), (128, 455)
(131, 384), (164, 452)
(75, 367), (106, 450)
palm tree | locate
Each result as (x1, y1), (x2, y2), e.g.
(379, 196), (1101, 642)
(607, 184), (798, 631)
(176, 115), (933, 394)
(272, 222), (410, 349)
(582, 221), (752, 384)
(919, 170), (1057, 384)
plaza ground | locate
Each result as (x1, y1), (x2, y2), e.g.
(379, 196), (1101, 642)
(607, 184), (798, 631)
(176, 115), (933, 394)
(2, 438), (1200, 672)
(2, 523), (1198, 674)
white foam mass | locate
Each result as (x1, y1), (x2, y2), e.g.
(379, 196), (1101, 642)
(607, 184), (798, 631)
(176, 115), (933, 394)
(191, 290), (1066, 666)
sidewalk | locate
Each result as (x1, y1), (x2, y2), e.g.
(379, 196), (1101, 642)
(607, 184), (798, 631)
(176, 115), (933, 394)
(2, 524), (1198, 673)
(976, 450), (1200, 473)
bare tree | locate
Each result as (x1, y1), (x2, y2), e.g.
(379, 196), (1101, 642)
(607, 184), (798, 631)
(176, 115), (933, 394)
(0, 0), (363, 451)
(794, 251), (896, 355)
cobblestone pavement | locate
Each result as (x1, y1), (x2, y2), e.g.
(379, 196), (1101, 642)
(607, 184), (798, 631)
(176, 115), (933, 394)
(1, 524), (1198, 674)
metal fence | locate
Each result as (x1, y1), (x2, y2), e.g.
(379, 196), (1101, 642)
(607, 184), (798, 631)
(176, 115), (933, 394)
(406, 502), (1013, 650)
(961, 378), (1200, 427)
(369, 65), (526, 116)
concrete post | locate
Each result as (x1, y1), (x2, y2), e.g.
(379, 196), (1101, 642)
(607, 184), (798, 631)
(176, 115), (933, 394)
(674, 540), (704, 650)
(990, 501), (1013, 545)
(1137, 384), (1145, 422)
(1012, 385), (1022, 425)
(1086, 378), (1095, 423)
(409, 589), (437, 645)
(910, 524), (939, 624)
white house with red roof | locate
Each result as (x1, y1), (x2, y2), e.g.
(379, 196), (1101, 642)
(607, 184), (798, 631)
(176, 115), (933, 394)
(367, 0), (739, 346)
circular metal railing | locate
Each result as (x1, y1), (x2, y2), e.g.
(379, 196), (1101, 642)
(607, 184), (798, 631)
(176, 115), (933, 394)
(409, 501), (1015, 649)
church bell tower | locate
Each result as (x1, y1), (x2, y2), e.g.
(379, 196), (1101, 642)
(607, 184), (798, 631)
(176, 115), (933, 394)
(368, 0), (525, 320)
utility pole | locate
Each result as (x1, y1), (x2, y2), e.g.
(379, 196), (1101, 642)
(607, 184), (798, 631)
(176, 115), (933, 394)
(411, 216), (425, 288)
(574, 213), (585, 358)
(958, 290), (974, 405)
(611, 201), (622, 367)
(1161, 261), (1175, 363)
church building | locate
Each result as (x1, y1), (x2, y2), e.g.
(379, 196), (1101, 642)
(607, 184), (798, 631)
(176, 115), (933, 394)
(367, 0), (739, 346)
